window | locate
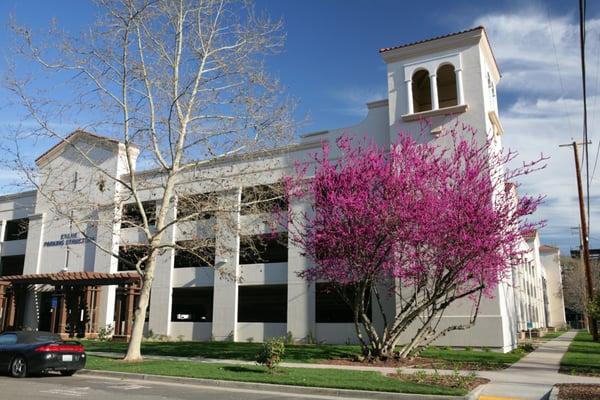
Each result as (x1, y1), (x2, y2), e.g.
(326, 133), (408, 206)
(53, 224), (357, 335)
(239, 233), (288, 264)
(4, 218), (29, 241)
(436, 64), (458, 108)
(122, 201), (156, 228)
(171, 287), (213, 322)
(174, 240), (215, 268)
(0, 255), (25, 276)
(178, 192), (217, 221)
(238, 285), (287, 323)
(117, 246), (148, 271)
(315, 283), (371, 323)
(411, 70), (432, 112)
(240, 184), (287, 215)
(0, 333), (17, 345)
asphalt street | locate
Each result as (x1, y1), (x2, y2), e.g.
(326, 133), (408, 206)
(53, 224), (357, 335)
(0, 373), (377, 400)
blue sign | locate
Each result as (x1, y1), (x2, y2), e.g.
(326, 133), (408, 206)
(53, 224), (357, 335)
(51, 297), (58, 309)
(527, 322), (533, 329)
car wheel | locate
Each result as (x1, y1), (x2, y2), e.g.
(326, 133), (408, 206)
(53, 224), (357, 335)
(10, 356), (27, 378)
(60, 370), (77, 377)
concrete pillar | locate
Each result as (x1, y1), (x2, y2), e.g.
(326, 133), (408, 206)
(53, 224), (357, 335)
(430, 73), (439, 110)
(0, 220), (5, 260)
(22, 213), (45, 330)
(405, 79), (413, 114)
(455, 68), (465, 105)
(93, 208), (120, 332)
(148, 203), (176, 336)
(286, 199), (315, 342)
(212, 188), (241, 341)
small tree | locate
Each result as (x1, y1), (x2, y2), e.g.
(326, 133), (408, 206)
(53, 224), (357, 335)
(284, 126), (544, 360)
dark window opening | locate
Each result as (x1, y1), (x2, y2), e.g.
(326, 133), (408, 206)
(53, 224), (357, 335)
(178, 192), (217, 221)
(239, 233), (288, 264)
(412, 70), (432, 112)
(4, 218), (29, 241)
(436, 64), (458, 108)
(174, 240), (215, 268)
(316, 283), (371, 323)
(0, 255), (25, 276)
(238, 285), (287, 323)
(171, 287), (213, 322)
(240, 184), (287, 215)
(122, 201), (156, 228)
(118, 246), (148, 271)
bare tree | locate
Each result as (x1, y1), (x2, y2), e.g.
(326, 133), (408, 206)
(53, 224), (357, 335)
(5, 0), (294, 361)
(562, 256), (600, 315)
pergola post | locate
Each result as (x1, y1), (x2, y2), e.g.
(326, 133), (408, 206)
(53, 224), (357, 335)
(0, 284), (7, 330)
(125, 284), (136, 337)
(84, 286), (92, 334)
(57, 286), (68, 335)
(5, 287), (17, 329)
(114, 287), (123, 336)
(91, 286), (100, 335)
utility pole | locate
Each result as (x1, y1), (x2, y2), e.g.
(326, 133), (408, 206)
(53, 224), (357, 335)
(561, 141), (597, 340)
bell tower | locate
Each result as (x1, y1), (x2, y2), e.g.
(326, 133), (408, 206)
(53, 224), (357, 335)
(380, 26), (502, 144)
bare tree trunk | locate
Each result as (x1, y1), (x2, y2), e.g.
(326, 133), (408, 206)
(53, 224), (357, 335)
(124, 267), (152, 361)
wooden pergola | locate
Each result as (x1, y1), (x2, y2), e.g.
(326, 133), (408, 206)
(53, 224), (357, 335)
(0, 271), (141, 339)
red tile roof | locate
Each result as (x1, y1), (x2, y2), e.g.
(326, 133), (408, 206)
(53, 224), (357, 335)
(379, 26), (484, 53)
(540, 245), (560, 253)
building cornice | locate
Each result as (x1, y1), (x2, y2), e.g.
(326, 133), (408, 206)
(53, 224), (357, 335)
(0, 190), (37, 202)
(129, 140), (324, 181)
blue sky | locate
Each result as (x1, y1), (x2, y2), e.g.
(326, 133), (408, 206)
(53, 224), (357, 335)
(0, 0), (600, 253)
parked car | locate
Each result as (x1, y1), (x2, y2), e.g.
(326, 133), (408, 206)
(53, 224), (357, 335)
(0, 331), (86, 378)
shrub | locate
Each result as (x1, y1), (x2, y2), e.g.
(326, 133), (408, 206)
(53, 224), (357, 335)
(518, 343), (535, 352)
(256, 338), (286, 371)
(98, 324), (114, 341)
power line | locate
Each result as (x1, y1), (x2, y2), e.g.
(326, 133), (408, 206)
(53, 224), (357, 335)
(580, 0), (591, 238)
(545, 4), (576, 136)
(591, 33), (600, 180)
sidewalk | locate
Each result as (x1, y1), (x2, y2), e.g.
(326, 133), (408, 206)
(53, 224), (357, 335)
(477, 331), (600, 399)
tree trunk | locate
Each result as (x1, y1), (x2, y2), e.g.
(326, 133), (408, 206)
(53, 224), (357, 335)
(123, 253), (156, 362)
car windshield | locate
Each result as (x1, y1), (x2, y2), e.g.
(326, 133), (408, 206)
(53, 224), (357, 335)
(17, 332), (61, 344)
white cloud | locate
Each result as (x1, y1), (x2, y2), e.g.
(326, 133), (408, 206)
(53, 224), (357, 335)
(476, 9), (600, 250)
(328, 86), (387, 117)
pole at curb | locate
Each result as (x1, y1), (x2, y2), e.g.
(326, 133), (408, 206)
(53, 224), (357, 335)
(560, 140), (597, 341)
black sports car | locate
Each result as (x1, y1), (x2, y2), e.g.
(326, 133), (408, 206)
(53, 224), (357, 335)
(0, 331), (86, 378)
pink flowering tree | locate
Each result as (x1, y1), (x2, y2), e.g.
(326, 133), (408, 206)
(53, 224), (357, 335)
(283, 125), (544, 360)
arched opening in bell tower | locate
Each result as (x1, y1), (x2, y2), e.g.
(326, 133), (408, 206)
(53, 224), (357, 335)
(411, 69), (432, 112)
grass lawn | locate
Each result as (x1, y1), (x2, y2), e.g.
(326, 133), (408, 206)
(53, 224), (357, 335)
(85, 356), (468, 396)
(82, 339), (528, 370)
(560, 331), (600, 375)
(419, 347), (525, 369)
(81, 340), (360, 363)
(539, 331), (566, 340)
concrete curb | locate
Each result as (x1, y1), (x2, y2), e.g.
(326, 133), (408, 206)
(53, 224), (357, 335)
(79, 369), (476, 400)
(547, 385), (559, 400)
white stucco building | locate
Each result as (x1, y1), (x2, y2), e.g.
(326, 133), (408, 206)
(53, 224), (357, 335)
(0, 27), (566, 351)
